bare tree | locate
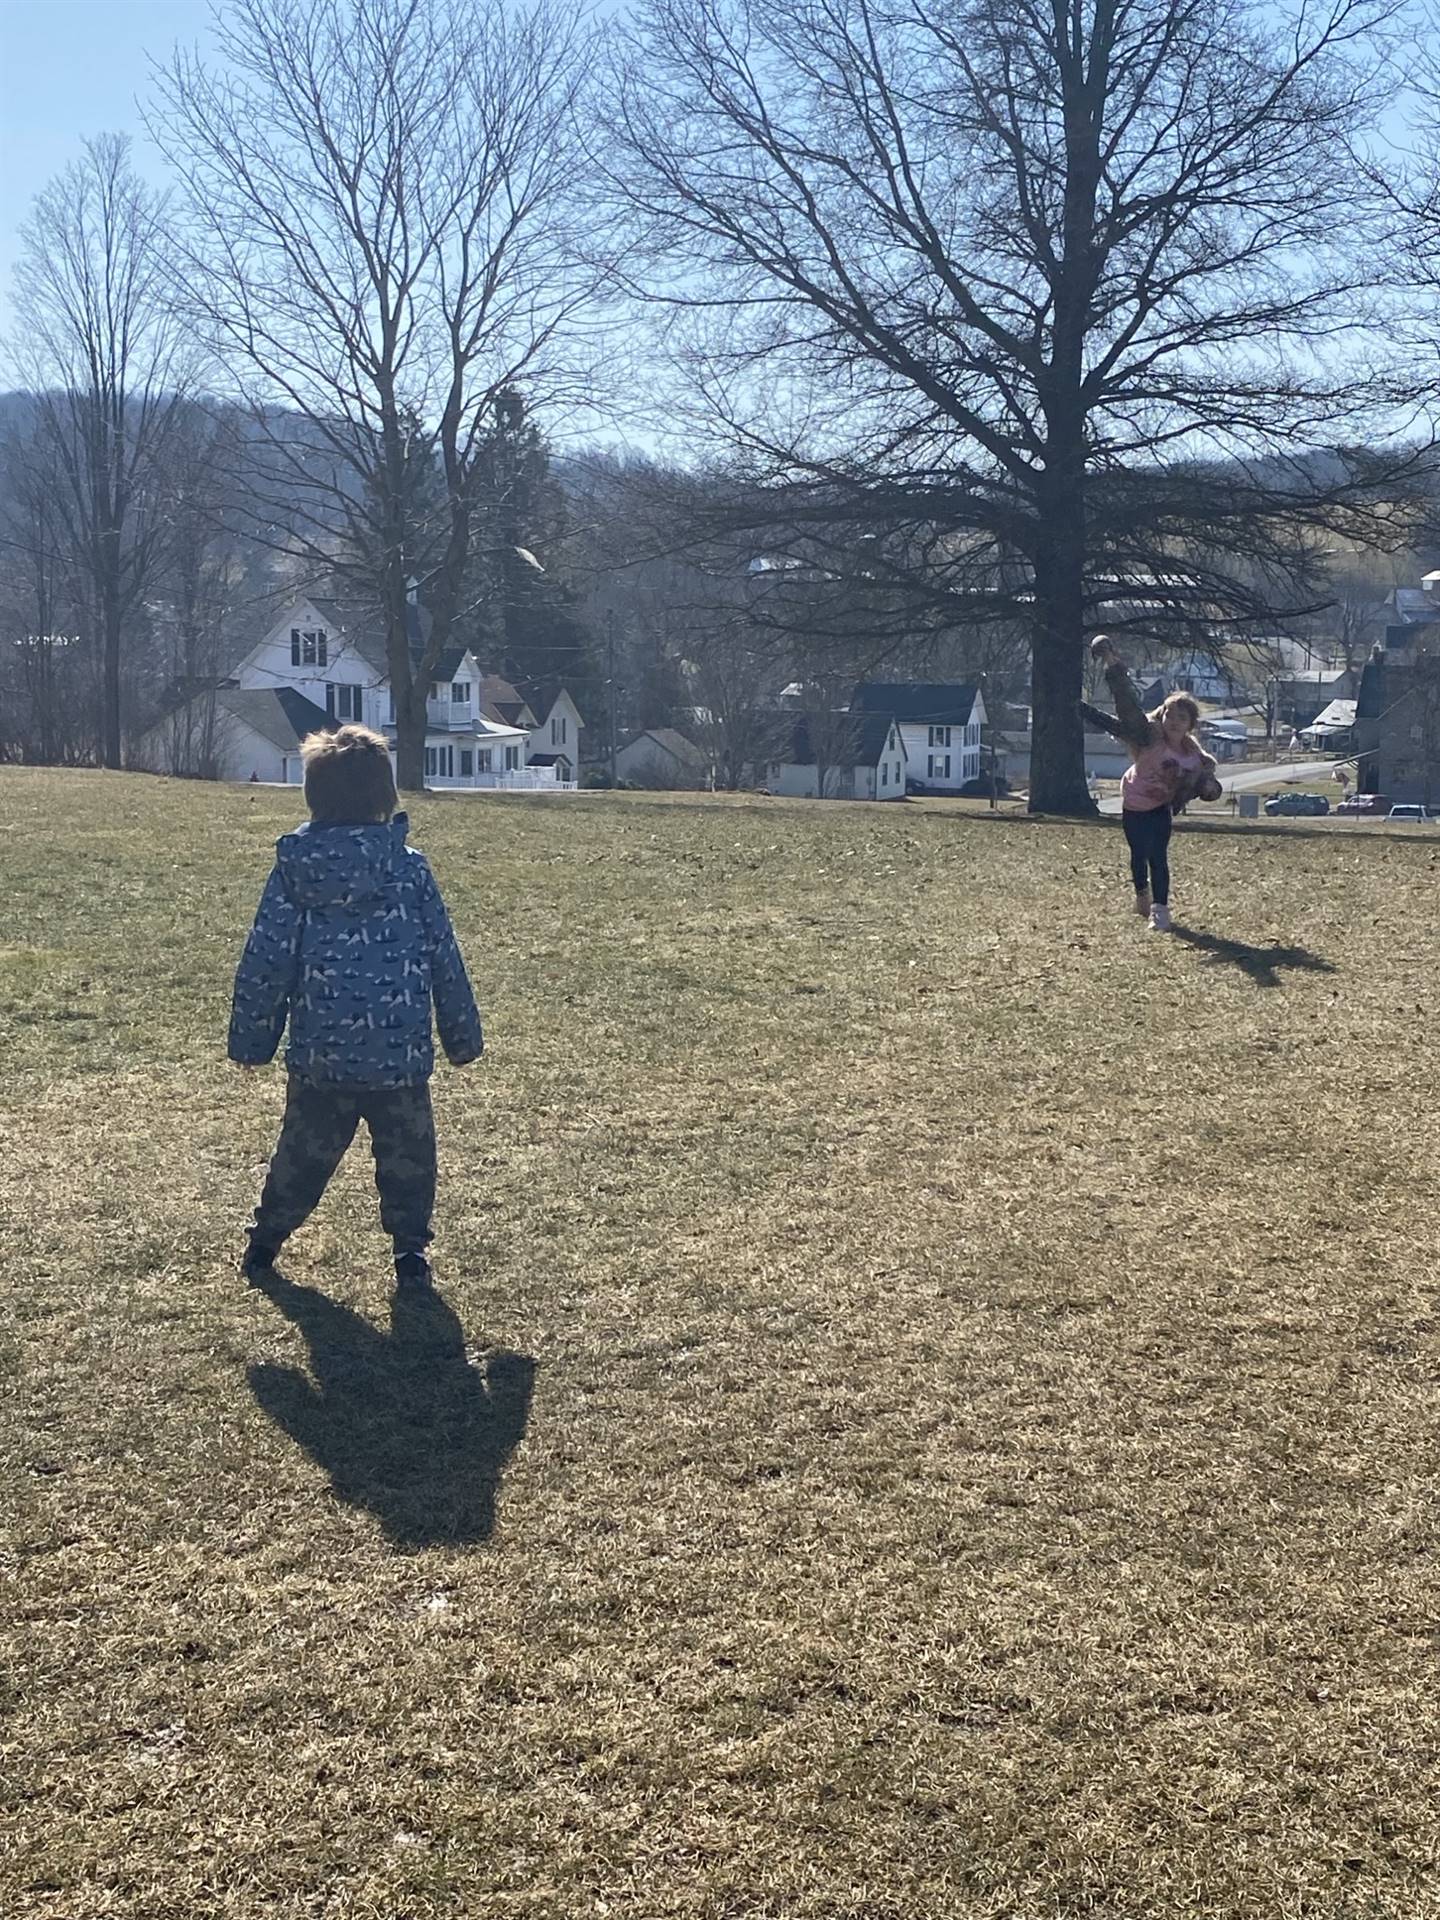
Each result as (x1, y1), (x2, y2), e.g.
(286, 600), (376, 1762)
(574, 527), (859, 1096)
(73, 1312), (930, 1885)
(150, 0), (606, 791)
(683, 615), (783, 788)
(1377, 21), (1440, 547)
(0, 411), (80, 764)
(150, 406), (253, 777)
(8, 135), (192, 767)
(604, 0), (1426, 814)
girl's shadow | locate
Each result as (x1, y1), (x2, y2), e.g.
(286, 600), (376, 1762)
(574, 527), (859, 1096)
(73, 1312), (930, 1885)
(248, 1273), (536, 1549)
(1171, 924), (1336, 989)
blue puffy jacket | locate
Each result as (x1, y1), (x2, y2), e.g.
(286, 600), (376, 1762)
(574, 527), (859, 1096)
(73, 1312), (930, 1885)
(228, 814), (483, 1086)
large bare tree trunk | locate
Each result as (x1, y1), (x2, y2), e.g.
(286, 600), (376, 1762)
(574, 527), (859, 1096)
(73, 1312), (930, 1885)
(1030, 560), (1092, 814)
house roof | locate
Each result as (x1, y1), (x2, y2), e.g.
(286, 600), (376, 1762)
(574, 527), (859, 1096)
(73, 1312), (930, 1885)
(785, 712), (900, 768)
(478, 673), (537, 728)
(380, 712), (525, 743)
(1391, 587), (1440, 625)
(852, 681), (981, 726)
(218, 686), (332, 752)
(1306, 699), (1357, 732)
(432, 649), (470, 684)
(619, 727), (709, 769)
(522, 682), (587, 728)
(1275, 667), (1350, 687)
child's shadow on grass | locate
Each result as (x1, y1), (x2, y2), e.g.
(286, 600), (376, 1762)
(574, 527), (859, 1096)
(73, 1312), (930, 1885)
(1171, 925), (1336, 990)
(248, 1274), (536, 1550)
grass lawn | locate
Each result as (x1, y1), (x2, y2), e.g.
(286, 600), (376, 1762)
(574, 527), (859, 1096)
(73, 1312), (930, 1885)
(4, 767), (1439, 1919)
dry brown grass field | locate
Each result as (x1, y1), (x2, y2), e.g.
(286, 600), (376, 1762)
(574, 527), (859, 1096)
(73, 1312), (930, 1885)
(3, 766), (1439, 1920)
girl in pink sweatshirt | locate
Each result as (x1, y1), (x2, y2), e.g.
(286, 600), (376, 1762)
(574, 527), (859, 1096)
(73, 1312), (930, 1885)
(1082, 637), (1222, 931)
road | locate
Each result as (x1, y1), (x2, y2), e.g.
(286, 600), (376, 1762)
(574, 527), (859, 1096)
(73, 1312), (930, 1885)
(1097, 757), (1340, 815)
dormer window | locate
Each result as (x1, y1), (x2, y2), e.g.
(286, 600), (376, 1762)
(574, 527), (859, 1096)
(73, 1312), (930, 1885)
(451, 682), (471, 705)
(291, 628), (327, 668)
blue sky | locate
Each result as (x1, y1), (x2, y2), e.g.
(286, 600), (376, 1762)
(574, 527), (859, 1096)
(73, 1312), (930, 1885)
(0, 0), (216, 321)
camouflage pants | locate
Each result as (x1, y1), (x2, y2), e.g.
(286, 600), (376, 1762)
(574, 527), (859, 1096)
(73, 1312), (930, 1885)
(252, 1077), (437, 1256)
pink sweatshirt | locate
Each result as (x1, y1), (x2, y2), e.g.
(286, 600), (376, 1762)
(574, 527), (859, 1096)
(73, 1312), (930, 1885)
(1123, 736), (1208, 812)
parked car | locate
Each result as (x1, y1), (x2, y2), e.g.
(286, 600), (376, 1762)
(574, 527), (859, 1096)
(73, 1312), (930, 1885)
(958, 775), (1011, 798)
(1335, 793), (1386, 815)
(1264, 792), (1330, 816)
(1387, 803), (1435, 822)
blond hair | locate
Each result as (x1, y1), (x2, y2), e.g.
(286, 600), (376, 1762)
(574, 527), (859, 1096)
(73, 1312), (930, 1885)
(1149, 689), (1201, 738)
(300, 724), (397, 823)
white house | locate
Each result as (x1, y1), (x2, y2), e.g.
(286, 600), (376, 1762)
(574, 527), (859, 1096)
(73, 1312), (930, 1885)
(524, 686), (586, 783)
(137, 597), (577, 791)
(615, 727), (713, 789)
(1000, 730), (1133, 787)
(1164, 650), (1242, 704)
(850, 682), (986, 790)
(768, 713), (907, 800)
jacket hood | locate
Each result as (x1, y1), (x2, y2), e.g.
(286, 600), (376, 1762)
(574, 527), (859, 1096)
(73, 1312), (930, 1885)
(275, 812), (410, 909)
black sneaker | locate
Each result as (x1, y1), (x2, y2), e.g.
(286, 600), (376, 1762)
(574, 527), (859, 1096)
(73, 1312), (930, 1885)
(394, 1252), (434, 1291)
(241, 1239), (281, 1284)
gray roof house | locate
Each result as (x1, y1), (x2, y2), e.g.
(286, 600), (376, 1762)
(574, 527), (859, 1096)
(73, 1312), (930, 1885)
(851, 681), (986, 791)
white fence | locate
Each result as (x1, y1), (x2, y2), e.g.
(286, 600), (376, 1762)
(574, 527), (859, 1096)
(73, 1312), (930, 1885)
(440, 770), (577, 793)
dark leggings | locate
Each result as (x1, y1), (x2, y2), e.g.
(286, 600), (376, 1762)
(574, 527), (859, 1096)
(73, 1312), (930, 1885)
(252, 1077), (437, 1255)
(1123, 804), (1172, 905)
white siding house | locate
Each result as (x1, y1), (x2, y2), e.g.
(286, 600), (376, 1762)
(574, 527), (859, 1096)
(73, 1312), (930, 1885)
(138, 597), (578, 791)
(1000, 730), (1132, 787)
(615, 728), (713, 789)
(851, 683), (986, 790)
(768, 714), (907, 800)
(525, 687), (586, 782)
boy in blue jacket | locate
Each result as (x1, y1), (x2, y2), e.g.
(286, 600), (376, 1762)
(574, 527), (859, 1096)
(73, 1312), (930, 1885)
(229, 725), (483, 1291)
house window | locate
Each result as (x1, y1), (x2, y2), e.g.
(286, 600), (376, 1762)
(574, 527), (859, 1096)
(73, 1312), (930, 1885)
(554, 715), (567, 745)
(291, 628), (327, 667)
(460, 749), (474, 777)
(929, 724), (951, 748)
(504, 744), (520, 771)
(944, 755), (951, 779)
(478, 748), (492, 771)
(451, 682), (471, 705)
(326, 683), (363, 722)
(424, 745), (454, 779)
(881, 763), (888, 787)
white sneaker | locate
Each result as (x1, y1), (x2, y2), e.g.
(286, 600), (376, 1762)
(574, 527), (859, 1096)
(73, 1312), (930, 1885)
(1134, 888), (1152, 918)
(1149, 903), (1172, 933)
